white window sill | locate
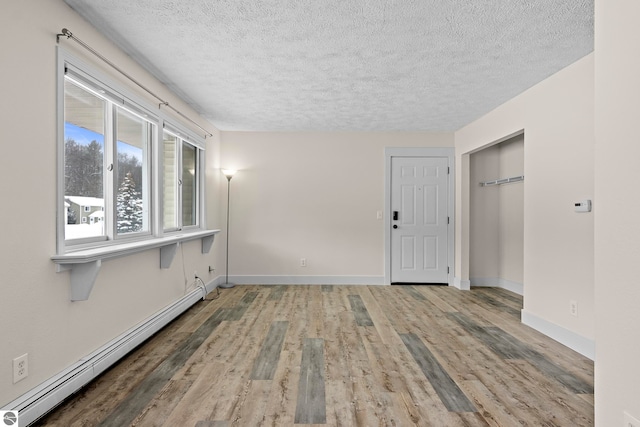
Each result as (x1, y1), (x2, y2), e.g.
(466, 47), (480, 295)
(52, 229), (220, 301)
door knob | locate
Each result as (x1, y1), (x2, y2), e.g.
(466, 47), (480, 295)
(393, 225), (398, 229)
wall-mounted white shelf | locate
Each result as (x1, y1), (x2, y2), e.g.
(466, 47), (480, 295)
(52, 229), (220, 301)
(480, 175), (524, 187)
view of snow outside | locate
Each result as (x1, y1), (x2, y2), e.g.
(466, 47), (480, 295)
(65, 122), (144, 240)
(65, 222), (104, 240)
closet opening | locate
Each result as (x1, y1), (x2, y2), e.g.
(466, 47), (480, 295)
(469, 133), (524, 297)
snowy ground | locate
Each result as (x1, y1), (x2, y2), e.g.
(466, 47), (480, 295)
(65, 223), (104, 240)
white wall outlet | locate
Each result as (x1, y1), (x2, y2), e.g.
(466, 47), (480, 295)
(570, 300), (578, 317)
(13, 353), (28, 383)
(624, 411), (640, 427)
(376, 210), (383, 220)
(300, 258), (307, 267)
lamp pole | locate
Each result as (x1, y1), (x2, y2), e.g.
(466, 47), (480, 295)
(220, 170), (236, 288)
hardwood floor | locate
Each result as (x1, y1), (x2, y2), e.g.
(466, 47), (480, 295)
(35, 285), (594, 426)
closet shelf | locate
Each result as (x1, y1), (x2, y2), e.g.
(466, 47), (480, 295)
(480, 175), (524, 187)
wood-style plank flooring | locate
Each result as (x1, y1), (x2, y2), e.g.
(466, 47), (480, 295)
(35, 285), (594, 426)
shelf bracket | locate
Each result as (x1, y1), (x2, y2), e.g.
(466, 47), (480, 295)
(202, 234), (215, 254)
(70, 260), (101, 301)
(160, 243), (179, 269)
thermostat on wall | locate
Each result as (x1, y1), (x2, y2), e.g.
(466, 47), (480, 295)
(574, 200), (592, 213)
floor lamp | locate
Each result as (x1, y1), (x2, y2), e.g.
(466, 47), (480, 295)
(219, 169), (237, 289)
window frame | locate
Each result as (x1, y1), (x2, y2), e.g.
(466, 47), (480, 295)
(162, 126), (204, 233)
(57, 48), (207, 255)
(112, 103), (155, 239)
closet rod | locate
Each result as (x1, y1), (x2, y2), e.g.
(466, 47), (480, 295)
(56, 28), (213, 138)
(480, 175), (524, 187)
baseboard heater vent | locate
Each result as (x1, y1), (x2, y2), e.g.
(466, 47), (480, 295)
(3, 279), (218, 426)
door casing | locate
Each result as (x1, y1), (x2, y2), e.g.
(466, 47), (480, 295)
(384, 147), (455, 285)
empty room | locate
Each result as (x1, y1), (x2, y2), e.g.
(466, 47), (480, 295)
(1, 0), (639, 426)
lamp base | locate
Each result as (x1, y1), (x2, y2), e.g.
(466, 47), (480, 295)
(219, 282), (235, 289)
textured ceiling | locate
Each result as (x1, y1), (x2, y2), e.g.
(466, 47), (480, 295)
(63, 0), (593, 132)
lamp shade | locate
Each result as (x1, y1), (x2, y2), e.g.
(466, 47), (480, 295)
(222, 169), (237, 179)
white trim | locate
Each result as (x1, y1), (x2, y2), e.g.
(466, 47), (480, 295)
(453, 276), (471, 290)
(521, 310), (595, 360)
(384, 147), (455, 285)
(2, 278), (219, 426)
(53, 229), (220, 264)
(470, 277), (524, 295)
(228, 276), (386, 285)
(465, 129), (525, 156)
(470, 277), (497, 287)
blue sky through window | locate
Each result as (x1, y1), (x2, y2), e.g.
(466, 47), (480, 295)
(117, 141), (143, 160)
(65, 122), (142, 160)
(65, 122), (103, 146)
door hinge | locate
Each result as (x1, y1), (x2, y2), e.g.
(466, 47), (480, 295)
(447, 167), (450, 174)
(447, 216), (450, 224)
(447, 266), (450, 274)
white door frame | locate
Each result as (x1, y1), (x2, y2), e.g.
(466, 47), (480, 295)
(384, 147), (455, 285)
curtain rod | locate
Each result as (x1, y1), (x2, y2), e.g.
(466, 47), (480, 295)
(57, 28), (213, 139)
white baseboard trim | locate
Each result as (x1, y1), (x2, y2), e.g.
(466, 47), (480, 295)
(470, 277), (524, 296)
(453, 277), (471, 291)
(521, 310), (595, 360)
(2, 278), (219, 426)
(228, 275), (385, 285)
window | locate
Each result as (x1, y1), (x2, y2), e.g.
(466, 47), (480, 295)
(64, 75), (154, 243)
(115, 107), (151, 235)
(64, 78), (107, 241)
(162, 130), (201, 231)
(162, 132), (178, 231)
(60, 55), (206, 252)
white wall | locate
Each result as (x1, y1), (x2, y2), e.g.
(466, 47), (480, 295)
(594, 0), (640, 424)
(469, 135), (524, 289)
(220, 132), (453, 282)
(0, 0), (222, 406)
(470, 145), (501, 280)
(498, 137), (524, 285)
(455, 54), (595, 350)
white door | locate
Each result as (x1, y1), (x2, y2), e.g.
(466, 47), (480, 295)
(391, 156), (449, 283)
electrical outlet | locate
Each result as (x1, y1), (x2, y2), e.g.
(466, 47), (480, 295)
(624, 411), (640, 427)
(300, 258), (307, 267)
(208, 266), (215, 273)
(376, 210), (383, 220)
(570, 300), (578, 317)
(13, 353), (28, 383)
